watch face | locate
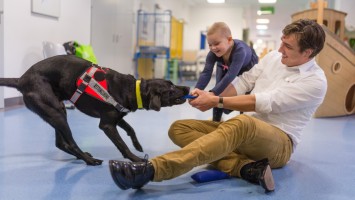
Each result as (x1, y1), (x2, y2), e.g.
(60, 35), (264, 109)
(218, 97), (223, 108)
(218, 103), (223, 109)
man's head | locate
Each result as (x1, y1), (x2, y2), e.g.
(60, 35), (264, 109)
(278, 19), (326, 67)
(207, 22), (233, 58)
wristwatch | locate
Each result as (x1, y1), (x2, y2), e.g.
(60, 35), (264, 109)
(217, 96), (223, 108)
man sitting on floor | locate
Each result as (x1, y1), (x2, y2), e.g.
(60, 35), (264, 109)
(109, 19), (327, 193)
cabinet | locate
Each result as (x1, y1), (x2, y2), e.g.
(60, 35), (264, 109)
(91, 0), (134, 75)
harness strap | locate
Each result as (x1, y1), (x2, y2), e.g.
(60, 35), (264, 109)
(87, 78), (130, 112)
(70, 66), (130, 113)
(70, 67), (98, 103)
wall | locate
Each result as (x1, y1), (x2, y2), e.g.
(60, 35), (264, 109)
(133, 0), (189, 18)
(184, 5), (243, 51)
(335, 0), (355, 28)
(2, 0), (354, 101)
(154, 0), (190, 21)
(0, 0), (3, 108)
(132, 1), (242, 52)
(3, 0), (91, 99)
(154, 2), (242, 51)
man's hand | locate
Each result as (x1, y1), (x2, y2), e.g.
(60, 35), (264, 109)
(188, 89), (219, 112)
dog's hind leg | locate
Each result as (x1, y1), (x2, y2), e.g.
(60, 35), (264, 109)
(99, 117), (144, 162)
(22, 85), (103, 165)
(54, 102), (94, 158)
(117, 119), (143, 152)
(53, 102), (75, 156)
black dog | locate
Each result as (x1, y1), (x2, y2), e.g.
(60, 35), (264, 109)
(0, 55), (189, 165)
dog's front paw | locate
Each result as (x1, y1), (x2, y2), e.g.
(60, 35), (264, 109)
(85, 158), (103, 166)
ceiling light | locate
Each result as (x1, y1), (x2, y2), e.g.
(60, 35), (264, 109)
(256, 25), (268, 30)
(256, 18), (270, 24)
(258, 0), (277, 3)
(207, 0), (225, 3)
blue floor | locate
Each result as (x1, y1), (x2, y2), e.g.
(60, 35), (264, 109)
(1, 83), (355, 199)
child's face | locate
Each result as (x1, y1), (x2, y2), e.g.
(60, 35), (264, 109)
(207, 32), (232, 57)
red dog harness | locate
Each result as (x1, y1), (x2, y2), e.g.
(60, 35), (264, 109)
(70, 65), (130, 112)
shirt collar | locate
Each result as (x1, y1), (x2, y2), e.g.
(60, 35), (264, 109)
(290, 58), (316, 75)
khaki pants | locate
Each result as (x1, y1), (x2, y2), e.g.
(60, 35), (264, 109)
(150, 114), (293, 182)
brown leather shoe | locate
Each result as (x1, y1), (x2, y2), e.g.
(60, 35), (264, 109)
(240, 158), (275, 193)
(109, 160), (154, 190)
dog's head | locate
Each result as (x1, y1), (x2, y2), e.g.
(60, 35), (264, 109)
(143, 79), (190, 111)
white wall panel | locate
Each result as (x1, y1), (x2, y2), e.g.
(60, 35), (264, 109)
(3, 0), (91, 99)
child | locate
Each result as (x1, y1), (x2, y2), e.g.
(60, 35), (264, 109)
(195, 22), (258, 121)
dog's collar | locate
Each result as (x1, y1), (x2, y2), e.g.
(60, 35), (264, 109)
(136, 80), (143, 109)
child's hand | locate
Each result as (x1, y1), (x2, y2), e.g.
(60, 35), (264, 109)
(190, 88), (199, 97)
(184, 88), (199, 101)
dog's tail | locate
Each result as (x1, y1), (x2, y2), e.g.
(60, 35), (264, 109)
(0, 78), (20, 89)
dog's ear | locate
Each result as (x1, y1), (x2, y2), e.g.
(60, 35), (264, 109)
(149, 95), (161, 111)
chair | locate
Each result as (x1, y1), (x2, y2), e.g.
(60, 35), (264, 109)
(42, 41), (75, 109)
(42, 41), (67, 58)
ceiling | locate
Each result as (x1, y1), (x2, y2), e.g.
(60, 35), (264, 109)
(183, 0), (312, 44)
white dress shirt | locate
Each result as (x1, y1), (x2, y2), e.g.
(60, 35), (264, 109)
(232, 50), (327, 150)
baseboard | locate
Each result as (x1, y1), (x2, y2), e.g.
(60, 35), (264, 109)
(4, 96), (24, 108)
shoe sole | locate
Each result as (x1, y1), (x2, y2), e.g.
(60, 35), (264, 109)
(259, 165), (275, 193)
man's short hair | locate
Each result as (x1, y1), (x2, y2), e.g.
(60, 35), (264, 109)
(283, 19), (326, 58)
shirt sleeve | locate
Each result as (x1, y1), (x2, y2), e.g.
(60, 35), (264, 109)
(194, 51), (216, 90)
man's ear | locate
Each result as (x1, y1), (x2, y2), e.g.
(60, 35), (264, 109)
(149, 95), (161, 111)
(304, 48), (314, 58)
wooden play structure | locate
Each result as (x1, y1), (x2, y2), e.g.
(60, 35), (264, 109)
(291, 0), (355, 117)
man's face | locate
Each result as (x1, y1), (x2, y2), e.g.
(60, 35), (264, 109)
(207, 32), (232, 58)
(278, 34), (312, 67)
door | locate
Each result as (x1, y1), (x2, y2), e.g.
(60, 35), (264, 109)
(91, 0), (134, 75)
